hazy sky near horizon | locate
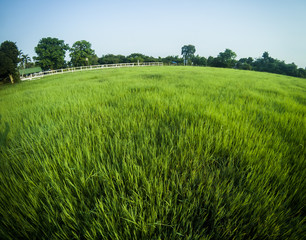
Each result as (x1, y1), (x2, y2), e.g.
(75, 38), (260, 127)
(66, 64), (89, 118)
(1, 0), (306, 67)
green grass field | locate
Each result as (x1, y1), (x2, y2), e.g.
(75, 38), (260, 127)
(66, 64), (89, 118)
(0, 66), (305, 239)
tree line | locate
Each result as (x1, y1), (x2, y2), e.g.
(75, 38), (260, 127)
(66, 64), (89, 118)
(181, 45), (306, 78)
(1, 38), (305, 84)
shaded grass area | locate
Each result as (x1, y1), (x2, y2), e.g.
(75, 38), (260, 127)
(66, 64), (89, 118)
(0, 67), (305, 239)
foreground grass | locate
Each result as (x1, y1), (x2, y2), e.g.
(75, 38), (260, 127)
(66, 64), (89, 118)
(0, 66), (305, 239)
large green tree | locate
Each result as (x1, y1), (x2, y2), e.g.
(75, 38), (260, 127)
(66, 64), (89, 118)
(181, 45), (196, 65)
(69, 40), (96, 67)
(218, 49), (237, 68)
(34, 37), (69, 70)
(0, 41), (20, 83)
(212, 49), (237, 68)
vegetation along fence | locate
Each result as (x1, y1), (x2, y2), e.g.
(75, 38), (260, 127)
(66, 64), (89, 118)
(20, 62), (163, 81)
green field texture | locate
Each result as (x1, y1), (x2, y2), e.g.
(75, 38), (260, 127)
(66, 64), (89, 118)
(0, 66), (305, 239)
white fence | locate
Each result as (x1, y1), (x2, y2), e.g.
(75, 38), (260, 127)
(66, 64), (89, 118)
(20, 62), (163, 81)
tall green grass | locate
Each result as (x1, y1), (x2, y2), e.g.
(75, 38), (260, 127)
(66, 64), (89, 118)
(0, 67), (305, 239)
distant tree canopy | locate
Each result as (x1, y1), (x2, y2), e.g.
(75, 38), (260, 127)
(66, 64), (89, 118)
(209, 49), (237, 68)
(249, 52), (305, 77)
(3, 38), (304, 82)
(181, 45), (196, 65)
(34, 37), (69, 70)
(0, 41), (20, 83)
(236, 57), (253, 70)
(233, 51), (306, 78)
(126, 53), (146, 63)
(98, 54), (127, 64)
(217, 49), (237, 68)
(126, 53), (157, 63)
(192, 55), (207, 66)
(204, 49), (306, 78)
(98, 53), (159, 65)
(162, 55), (184, 65)
(69, 40), (97, 67)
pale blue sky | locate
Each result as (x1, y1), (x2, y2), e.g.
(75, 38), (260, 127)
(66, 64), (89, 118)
(1, 0), (306, 67)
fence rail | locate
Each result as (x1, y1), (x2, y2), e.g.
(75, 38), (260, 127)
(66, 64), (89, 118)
(20, 62), (163, 81)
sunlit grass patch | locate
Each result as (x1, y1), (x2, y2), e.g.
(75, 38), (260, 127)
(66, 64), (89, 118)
(0, 67), (305, 239)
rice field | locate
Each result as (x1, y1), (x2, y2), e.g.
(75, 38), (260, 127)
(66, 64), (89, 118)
(0, 66), (305, 239)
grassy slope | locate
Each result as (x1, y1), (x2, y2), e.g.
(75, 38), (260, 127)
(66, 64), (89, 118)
(0, 66), (305, 239)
